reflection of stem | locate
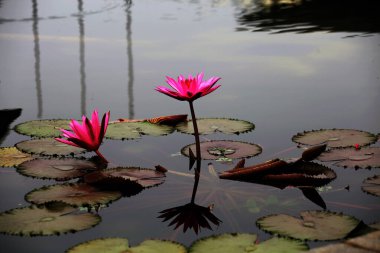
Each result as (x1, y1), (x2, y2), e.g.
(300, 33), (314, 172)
(126, 0), (134, 119)
(189, 101), (201, 203)
(32, 0), (42, 118)
(95, 149), (108, 163)
(78, 0), (86, 116)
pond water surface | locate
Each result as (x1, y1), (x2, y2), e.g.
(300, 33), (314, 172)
(0, 0), (379, 252)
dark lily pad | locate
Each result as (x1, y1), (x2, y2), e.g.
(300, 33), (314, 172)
(67, 238), (130, 253)
(318, 147), (380, 169)
(181, 140), (262, 160)
(85, 167), (166, 188)
(189, 233), (308, 253)
(0, 147), (33, 167)
(14, 119), (72, 138)
(176, 118), (255, 135)
(17, 158), (99, 180)
(67, 238), (186, 253)
(257, 210), (360, 241)
(105, 121), (174, 140)
(362, 175), (380, 197)
(15, 138), (85, 156)
(0, 203), (101, 236)
(292, 129), (377, 148)
(25, 183), (122, 207)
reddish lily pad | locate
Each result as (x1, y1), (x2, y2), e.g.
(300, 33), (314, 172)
(17, 158), (99, 180)
(0, 203), (101, 236)
(105, 121), (174, 140)
(85, 167), (166, 188)
(189, 233), (308, 253)
(362, 175), (380, 197)
(15, 138), (85, 156)
(181, 140), (262, 160)
(257, 210), (360, 241)
(176, 118), (255, 135)
(292, 129), (377, 148)
(318, 147), (380, 169)
(14, 119), (72, 138)
(25, 183), (122, 207)
(0, 147), (33, 167)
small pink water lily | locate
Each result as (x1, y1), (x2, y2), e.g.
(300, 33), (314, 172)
(155, 72), (221, 102)
(55, 109), (110, 162)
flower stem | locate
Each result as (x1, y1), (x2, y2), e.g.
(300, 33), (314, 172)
(95, 150), (108, 163)
(189, 101), (201, 204)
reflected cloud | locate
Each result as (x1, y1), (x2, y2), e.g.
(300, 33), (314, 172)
(32, 0), (42, 118)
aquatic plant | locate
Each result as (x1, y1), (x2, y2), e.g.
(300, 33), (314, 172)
(55, 109), (110, 162)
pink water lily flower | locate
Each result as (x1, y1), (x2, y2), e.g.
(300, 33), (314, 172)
(55, 110), (110, 162)
(155, 72), (221, 102)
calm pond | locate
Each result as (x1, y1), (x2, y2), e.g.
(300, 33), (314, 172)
(0, 0), (379, 252)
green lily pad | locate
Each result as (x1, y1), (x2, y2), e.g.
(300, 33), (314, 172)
(25, 183), (122, 207)
(85, 167), (166, 189)
(67, 238), (130, 253)
(181, 140), (262, 160)
(14, 119), (72, 138)
(362, 175), (380, 197)
(0, 147), (33, 167)
(15, 138), (85, 156)
(0, 203), (101, 236)
(129, 240), (187, 253)
(318, 147), (380, 169)
(292, 129), (377, 148)
(66, 238), (186, 253)
(189, 233), (308, 253)
(257, 210), (360, 241)
(17, 158), (99, 180)
(105, 122), (174, 140)
(176, 118), (255, 135)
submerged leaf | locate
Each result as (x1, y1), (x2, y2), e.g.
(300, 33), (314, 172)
(0, 147), (33, 167)
(257, 210), (360, 241)
(67, 238), (130, 253)
(105, 121), (174, 140)
(176, 118), (255, 135)
(17, 158), (99, 180)
(181, 140), (262, 160)
(15, 138), (85, 156)
(25, 183), (122, 207)
(362, 175), (380, 197)
(189, 233), (308, 253)
(0, 203), (100, 236)
(318, 147), (380, 169)
(292, 129), (377, 148)
(14, 119), (72, 138)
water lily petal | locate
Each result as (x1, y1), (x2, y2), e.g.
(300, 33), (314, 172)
(55, 138), (81, 148)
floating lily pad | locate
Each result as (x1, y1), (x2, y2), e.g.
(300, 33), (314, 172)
(105, 122), (174, 140)
(176, 118), (255, 135)
(181, 140), (262, 160)
(318, 147), (380, 169)
(362, 175), (380, 197)
(0, 203), (101, 236)
(189, 233), (308, 253)
(257, 210), (360, 241)
(17, 158), (99, 180)
(67, 238), (186, 253)
(25, 183), (122, 207)
(292, 129), (377, 148)
(67, 238), (130, 253)
(15, 138), (85, 156)
(14, 119), (72, 138)
(0, 147), (33, 167)
(85, 167), (166, 189)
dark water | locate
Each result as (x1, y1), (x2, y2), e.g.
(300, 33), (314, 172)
(0, 0), (379, 252)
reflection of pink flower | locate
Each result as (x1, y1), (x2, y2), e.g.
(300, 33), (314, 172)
(354, 144), (360, 150)
(55, 110), (110, 162)
(155, 72), (221, 102)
